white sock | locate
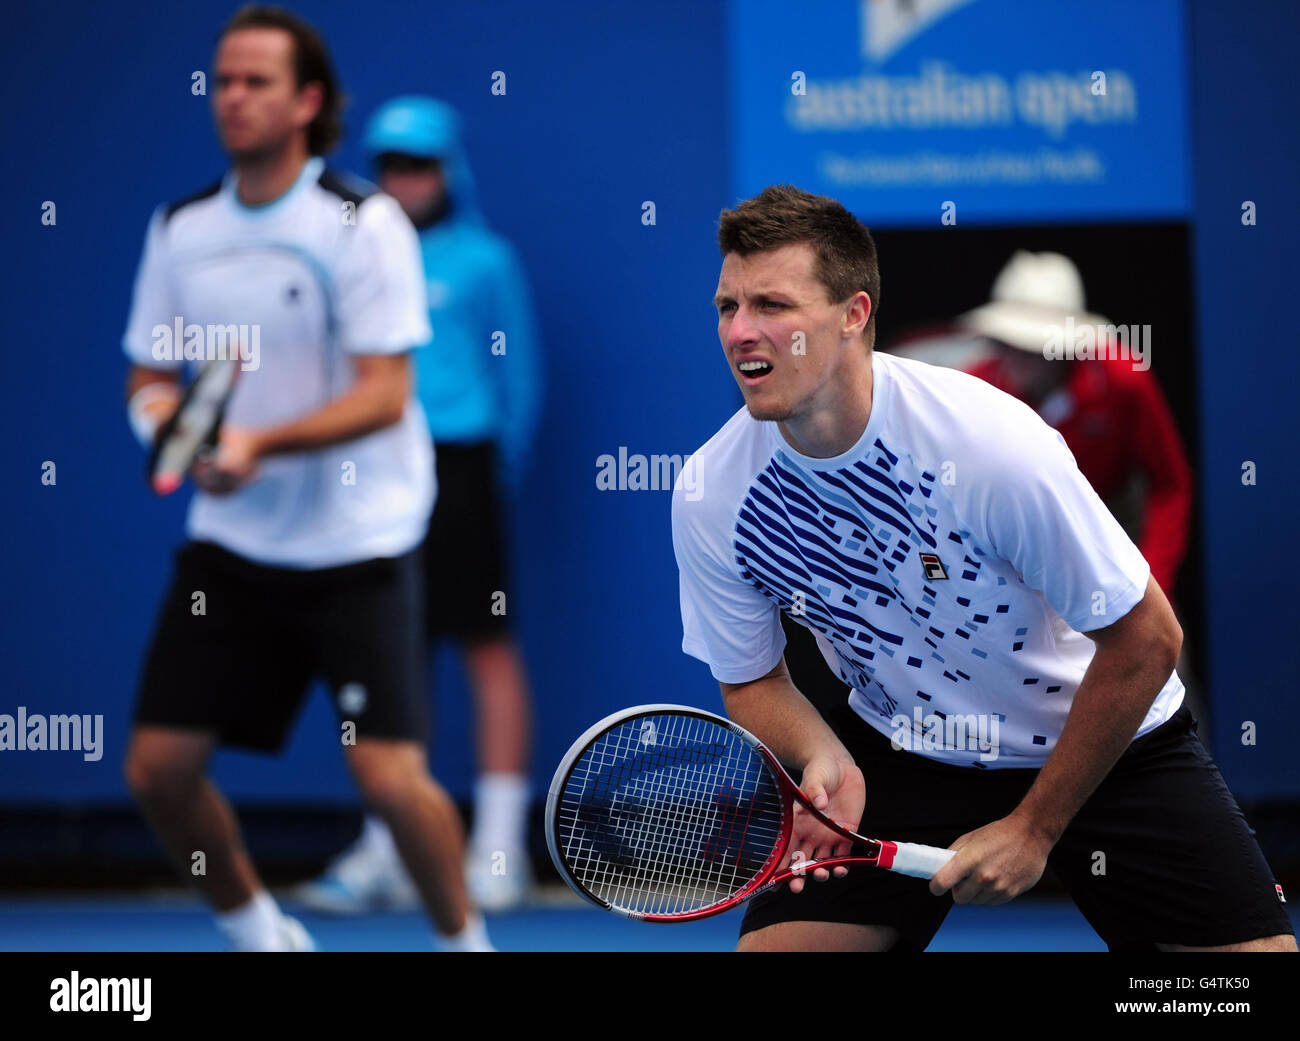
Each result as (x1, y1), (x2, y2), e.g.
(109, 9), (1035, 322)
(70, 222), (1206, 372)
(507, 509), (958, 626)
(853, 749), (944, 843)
(471, 773), (530, 855)
(437, 911), (495, 953)
(216, 890), (286, 951)
(359, 815), (399, 865)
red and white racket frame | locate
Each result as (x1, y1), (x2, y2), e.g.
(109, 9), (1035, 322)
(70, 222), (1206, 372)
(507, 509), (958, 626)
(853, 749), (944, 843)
(545, 704), (955, 922)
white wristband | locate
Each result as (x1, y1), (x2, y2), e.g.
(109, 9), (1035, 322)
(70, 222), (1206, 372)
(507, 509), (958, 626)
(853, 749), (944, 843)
(127, 382), (181, 448)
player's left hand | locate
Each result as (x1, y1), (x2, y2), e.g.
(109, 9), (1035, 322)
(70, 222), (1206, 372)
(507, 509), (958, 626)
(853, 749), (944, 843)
(786, 754), (866, 894)
(193, 425), (263, 494)
(927, 812), (1055, 905)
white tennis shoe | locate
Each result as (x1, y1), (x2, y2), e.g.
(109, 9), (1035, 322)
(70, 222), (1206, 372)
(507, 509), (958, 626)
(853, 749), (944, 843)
(277, 915), (317, 952)
(465, 844), (533, 911)
(226, 914), (317, 952)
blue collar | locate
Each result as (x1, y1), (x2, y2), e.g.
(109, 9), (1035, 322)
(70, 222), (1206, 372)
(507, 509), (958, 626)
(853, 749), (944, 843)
(224, 156), (325, 216)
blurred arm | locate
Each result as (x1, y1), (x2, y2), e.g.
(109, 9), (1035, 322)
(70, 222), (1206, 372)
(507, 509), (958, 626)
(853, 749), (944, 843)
(250, 353), (412, 458)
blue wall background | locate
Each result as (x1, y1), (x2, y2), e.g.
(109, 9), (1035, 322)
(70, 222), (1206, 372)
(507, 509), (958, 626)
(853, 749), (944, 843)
(0, 0), (1295, 806)
(1188, 0), (1300, 799)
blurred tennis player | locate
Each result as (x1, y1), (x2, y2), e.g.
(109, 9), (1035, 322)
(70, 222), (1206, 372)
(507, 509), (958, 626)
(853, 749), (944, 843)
(300, 96), (542, 913)
(671, 184), (1295, 952)
(121, 6), (489, 952)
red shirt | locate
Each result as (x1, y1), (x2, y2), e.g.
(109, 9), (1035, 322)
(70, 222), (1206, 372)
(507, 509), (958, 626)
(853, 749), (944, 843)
(966, 354), (1193, 597)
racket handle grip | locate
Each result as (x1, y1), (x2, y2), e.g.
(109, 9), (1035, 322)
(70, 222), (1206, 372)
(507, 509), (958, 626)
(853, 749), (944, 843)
(889, 842), (957, 879)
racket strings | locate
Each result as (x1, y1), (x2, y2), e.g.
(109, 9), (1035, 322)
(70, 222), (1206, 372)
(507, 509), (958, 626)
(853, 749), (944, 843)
(556, 713), (786, 916)
(562, 716), (760, 914)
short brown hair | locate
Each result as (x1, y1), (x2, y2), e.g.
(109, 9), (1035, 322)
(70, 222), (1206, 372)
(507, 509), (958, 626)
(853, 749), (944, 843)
(219, 5), (345, 155)
(718, 184), (881, 347)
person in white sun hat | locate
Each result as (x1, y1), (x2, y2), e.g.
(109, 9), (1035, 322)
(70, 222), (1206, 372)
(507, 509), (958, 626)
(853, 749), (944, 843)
(961, 250), (1201, 739)
(961, 250), (1111, 358)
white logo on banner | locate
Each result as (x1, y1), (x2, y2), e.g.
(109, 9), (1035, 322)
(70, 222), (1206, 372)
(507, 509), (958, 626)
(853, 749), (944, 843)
(862, 0), (976, 62)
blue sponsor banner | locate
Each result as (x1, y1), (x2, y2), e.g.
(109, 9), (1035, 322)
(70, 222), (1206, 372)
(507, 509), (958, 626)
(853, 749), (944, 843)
(729, 0), (1190, 224)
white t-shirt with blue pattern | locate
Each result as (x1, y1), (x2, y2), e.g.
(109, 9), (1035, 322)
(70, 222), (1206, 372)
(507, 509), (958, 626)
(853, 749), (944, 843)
(672, 350), (1184, 768)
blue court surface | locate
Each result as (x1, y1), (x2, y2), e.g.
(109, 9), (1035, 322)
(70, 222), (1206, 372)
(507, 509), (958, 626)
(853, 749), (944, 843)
(13, 890), (1292, 952)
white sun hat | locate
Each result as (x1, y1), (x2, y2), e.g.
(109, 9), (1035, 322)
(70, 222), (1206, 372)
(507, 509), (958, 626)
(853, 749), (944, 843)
(959, 251), (1110, 354)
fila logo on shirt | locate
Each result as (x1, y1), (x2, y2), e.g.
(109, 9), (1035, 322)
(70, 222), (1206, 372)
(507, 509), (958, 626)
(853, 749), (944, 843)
(919, 553), (948, 581)
(1278, 884), (1287, 904)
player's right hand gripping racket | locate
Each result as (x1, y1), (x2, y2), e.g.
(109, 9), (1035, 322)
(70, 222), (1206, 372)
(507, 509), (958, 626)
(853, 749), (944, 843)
(147, 357), (240, 495)
(546, 704), (956, 921)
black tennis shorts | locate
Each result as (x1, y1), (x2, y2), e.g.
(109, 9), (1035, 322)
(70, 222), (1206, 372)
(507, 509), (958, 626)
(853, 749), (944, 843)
(739, 702), (1294, 950)
(134, 540), (429, 752)
(422, 440), (510, 643)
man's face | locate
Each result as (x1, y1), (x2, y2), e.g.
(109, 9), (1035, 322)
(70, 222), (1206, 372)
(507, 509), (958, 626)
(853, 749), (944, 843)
(993, 339), (1069, 403)
(713, 243), (869, 422)
(213, 28), (320, 161)
(376, 155), (445, 223)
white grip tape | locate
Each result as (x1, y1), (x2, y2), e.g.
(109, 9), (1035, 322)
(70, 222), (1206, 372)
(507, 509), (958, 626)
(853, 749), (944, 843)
(890, 842), (957, 879)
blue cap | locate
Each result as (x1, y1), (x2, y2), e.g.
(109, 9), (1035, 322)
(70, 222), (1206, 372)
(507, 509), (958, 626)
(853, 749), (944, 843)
(363, 96), (484, 226)
(364, 96), (460, 160)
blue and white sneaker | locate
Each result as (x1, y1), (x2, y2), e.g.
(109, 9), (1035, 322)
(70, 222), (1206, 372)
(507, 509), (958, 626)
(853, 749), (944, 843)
(294, 841), (421, 914)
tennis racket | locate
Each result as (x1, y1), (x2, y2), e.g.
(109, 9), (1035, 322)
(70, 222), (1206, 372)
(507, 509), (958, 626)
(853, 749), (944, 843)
(546, 704), (956, 922)
(147, 357), (240, 495)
